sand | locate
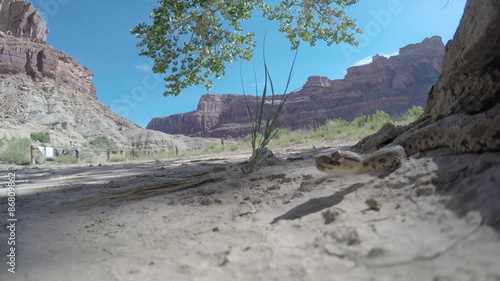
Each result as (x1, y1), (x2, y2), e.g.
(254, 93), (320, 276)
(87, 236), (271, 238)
(1, 142), (500, 281)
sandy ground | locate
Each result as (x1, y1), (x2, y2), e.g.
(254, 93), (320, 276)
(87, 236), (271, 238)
(1, 142), (500, 281)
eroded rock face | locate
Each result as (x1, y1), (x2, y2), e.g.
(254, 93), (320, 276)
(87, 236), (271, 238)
(0, 0), (48, 42)
(0, 38), (98, 99)
(148, 36), (445, 138)
(425, 0), (500, 117)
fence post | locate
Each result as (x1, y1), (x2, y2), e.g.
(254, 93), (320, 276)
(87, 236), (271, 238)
(175, 145), (179, 157)
(30, 145), (35, 166)
(132, 148), (135, 159)
(107, 149), (110, 162)
(221, 138), (225, 151)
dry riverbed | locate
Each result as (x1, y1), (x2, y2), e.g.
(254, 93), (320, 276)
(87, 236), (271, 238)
(1, 143), (499, 281)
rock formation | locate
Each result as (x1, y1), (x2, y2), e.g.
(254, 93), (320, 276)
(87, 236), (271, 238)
(0, 0), (48, 41)
(353, 0), (500, 228)
(0, 0), (96, 99)
(0, 0), (213, 150)
(147, 36), (444, 138)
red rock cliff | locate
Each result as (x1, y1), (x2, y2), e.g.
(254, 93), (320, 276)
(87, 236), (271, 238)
(0, 0), (96, 99)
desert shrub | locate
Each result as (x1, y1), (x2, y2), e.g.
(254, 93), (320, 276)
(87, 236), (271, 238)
(81, 152), (95, 164)
(371, 110), (391, 124)
(229, 142), (246, 152)
(269, 128), (310, 147)
(202, 142), (225, 154)
(243, 49), (298, 173)
(89, 136), (118, 149)
(352, 115), (368, 127)
(30, 132), (50, 143)
(405, 105), (424, 122)
(109, 155), (126, 162)
(57, 154), (78, 164)
(0, 138), (31, 165)
(273, 128), (291, 139)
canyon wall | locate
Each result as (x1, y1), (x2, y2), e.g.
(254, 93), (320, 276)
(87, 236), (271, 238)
(147, 36), (445, 138)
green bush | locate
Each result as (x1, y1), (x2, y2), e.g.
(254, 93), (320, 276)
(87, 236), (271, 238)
(405, 105), (424, 122)
(371, 110), (391, 124)
(81, 152), (95, 164)
(57, 154), (78, 164)
(30, 132), (50, 143)
(109, 155), (127, 162)
(352, 115), (368, 127)
(89, 136), (118, 149)
(0, 138), (31, 165)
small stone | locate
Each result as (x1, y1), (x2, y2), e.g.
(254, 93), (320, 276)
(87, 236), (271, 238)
(236, 201), (257, 217)
(322, 209), (340, 224)
(366, 248), (385, 258)
(267, 184), (280, 191)
(297, 181), (314, 192)
(212, 227), (219, 232)
(200, 198), (213, 206)
(415, 185), (436, 196)
(365, 198), (381, 211)
(19, 85), (30, 91)
(291, 191), (304, 199)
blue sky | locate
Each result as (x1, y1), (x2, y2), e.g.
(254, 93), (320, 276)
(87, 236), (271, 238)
(30, 0), (466, 127)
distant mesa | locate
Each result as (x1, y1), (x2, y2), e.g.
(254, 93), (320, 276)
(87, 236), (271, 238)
(147, 36), (445, 138)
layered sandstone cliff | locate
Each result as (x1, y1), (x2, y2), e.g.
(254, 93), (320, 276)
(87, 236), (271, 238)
(148, 36), (445, 138)
(0, 0), (96, 99)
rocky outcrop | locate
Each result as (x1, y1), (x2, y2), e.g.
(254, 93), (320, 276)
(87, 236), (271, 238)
(0, 38), (98, 99)
(0, 0), (48, 42)
(148, 36), (445, 137)
(425, 0), (500, 118)
(0, 0), (96, 99)
(352, 0), (500, 228)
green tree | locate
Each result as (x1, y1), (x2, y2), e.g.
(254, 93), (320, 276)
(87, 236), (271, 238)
(132, 0), (361, 96)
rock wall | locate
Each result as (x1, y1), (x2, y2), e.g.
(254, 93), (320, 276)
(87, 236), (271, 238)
(425, 0), (500, 117)
(0, 0), (48, 42)
(148, 36), (445, 138)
